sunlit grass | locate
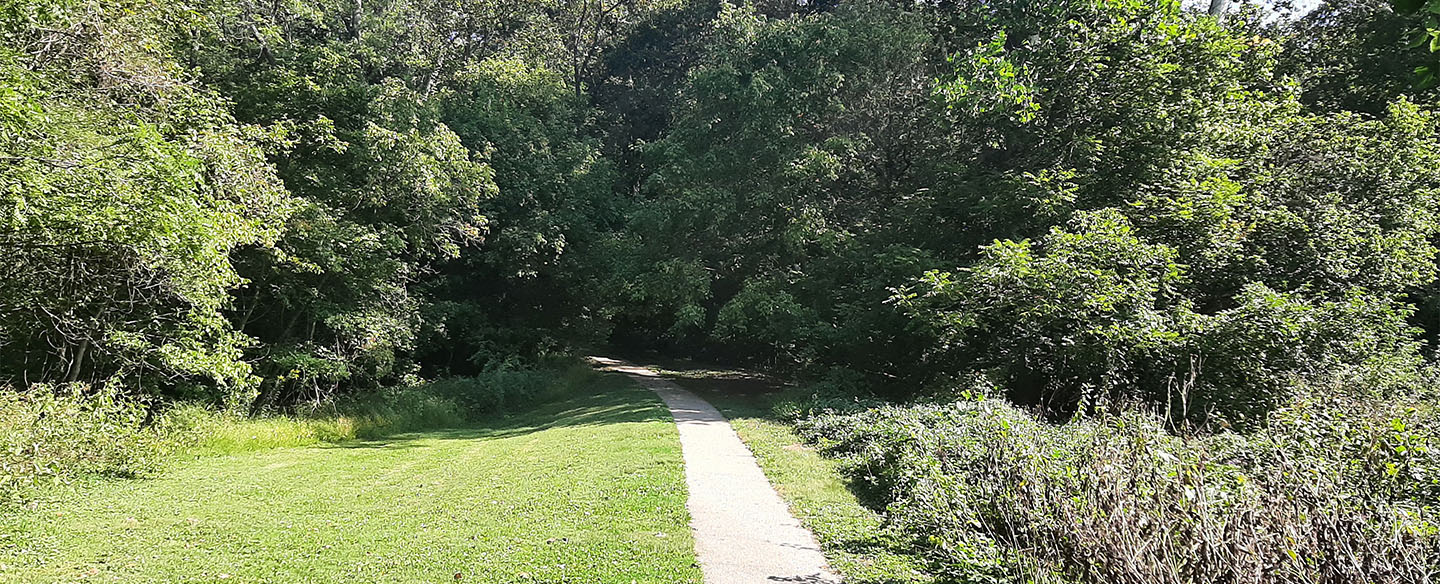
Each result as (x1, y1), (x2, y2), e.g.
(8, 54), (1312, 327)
(0, 376), (701, 584)
(163, 405), (361, 457)
(679, 375), (933, 584)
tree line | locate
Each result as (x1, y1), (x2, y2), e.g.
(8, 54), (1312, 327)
(2, 0), (1438, 425)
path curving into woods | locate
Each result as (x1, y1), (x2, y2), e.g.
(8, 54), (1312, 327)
(591, 356), (841, 584)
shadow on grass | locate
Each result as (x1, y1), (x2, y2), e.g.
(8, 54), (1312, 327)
(672, 373), (789, 421)
(333, 373), (671, 449)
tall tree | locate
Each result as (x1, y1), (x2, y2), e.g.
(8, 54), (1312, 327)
(0, 0), (291, 401)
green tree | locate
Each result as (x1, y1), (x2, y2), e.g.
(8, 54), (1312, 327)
(616, 1), (939, 369)
(1279, 0), (1426, 114)
(186, 0), (499, 406)
(0, 0), (291, 401)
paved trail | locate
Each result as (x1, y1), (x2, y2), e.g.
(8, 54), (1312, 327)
(592, 357), (840, 584)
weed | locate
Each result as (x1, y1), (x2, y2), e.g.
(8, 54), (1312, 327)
(799, 388), (1440, 583)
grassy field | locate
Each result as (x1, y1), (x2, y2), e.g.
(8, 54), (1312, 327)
(661, 367), (933, 584)
(0, 376), (701, 584)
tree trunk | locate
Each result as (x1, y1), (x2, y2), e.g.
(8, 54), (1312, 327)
(347, 0), (363, 40)
(250, 378), (275, 416)
(64, 339), (89, 383)
(1208, 0), (1228, 18)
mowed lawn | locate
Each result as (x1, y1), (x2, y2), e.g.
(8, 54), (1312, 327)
(0, 378), (701, 584)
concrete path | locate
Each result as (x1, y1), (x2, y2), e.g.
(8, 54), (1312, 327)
(590, 357), (841, 584)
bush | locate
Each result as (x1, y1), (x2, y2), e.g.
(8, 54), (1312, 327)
(412, 366), (577, 418)
(798, 387), (1440, 584)
(0, 385), (170, 505)
(771, 367), (889, 421)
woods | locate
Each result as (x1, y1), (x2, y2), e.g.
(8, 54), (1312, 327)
(10, 0), (1435, 415)
(6, 0), (1440, 581)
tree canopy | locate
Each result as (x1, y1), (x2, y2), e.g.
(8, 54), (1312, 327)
(2, 0), (1439, 427)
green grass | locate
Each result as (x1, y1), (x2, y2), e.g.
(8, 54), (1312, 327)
(0, 375), (701, 584)
(164, 407), (364, 457)
(670, 373), (933, 584)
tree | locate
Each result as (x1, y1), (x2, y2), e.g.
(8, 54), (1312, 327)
(185, 0), (499, 406)
(1391, 0), (1440, 86)
(0, 0), (291, 401)
(1279, 0), (1425, 114)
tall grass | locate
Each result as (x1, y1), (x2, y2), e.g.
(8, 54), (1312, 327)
(0, 361), (599, 503)
(797, 386), (1440, 584)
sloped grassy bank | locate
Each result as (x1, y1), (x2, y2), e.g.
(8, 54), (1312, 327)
(792, 386), (1440, 584)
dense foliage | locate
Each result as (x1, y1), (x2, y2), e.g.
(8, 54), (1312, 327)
(1, 0), (292, 400)
(797, 388), (1439, 583)
(6, 0), (1433, 417)
(6, 0), (1440, 578)
(615, 0), (1440, 426)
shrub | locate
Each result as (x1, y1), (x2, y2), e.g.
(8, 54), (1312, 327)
(798, 388), (1440, 583)
(895, 209), (1189, 415)
(411, 366), (574, 419)
(771, 367), (889, 421)
(0, 385), (169, 504)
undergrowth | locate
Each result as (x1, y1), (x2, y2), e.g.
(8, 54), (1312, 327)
(0, 361), (597, 505)
(795, 384), (1440, 584)
(0, 386), (167, 504)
